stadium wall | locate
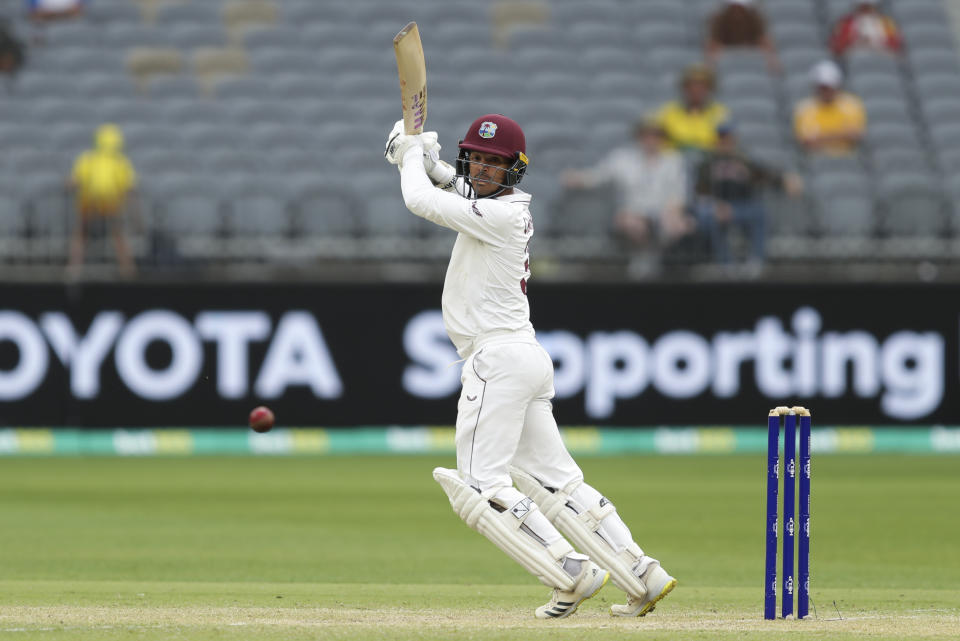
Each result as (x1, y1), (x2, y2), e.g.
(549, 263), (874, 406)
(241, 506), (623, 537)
(1, 282), (959, 427)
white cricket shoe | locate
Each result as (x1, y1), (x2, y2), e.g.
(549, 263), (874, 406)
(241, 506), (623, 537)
(535, 561), (610, 619)
(610, 563), (677, 617)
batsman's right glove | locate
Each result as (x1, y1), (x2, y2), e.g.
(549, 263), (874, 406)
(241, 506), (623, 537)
(384, 120), (423, 168)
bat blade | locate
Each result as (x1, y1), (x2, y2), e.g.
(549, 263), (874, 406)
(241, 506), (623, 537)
(393, 21), (427, 135)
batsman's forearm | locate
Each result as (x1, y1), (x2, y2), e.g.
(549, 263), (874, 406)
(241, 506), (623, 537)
(400, 148), (461, 227)
(428, 160), (457, 190)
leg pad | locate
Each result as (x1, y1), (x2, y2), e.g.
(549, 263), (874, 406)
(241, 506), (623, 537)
(433, 467), (577, 590)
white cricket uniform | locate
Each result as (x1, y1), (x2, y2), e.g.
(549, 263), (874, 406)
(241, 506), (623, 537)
(400, 150), (583, 496)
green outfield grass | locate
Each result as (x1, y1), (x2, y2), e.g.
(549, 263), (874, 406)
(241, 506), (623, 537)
(1, 454), (957, 640)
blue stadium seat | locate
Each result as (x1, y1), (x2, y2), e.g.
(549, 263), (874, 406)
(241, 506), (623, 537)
(288, 174), (360, 236)
(719, 74), (777, 99)
(815, 192), (875, 237)
(42, 21), (100, 47)
(846, 50), (900, 75)
(50, 123), (97, 155)
(779, 48), (824, 74)
(124, 123), (184, 150)
(423, 18), (493, 50)
(770, 22), (820, 51)
(8, 150), (69, 176)
(36, 47), (125, 75)
(248, 48), (318, 74)
(104, 23), (167, 48)
(877, 173), (946, 237)
(908, 49), (960, 76)
(579, 46), (637, 75)
(300, 22), (367, 50)
(168, 24), (229, 50)
(181, 124), (246, 151)
(85, 0), (143, 25)
(551, 0), (626, 25)
(222, 178), (291, 237)
(849, 73), (906, 99)
(0, 123), (51, 151)
(13, 73), (81, 100)
(77, 72), (136, 100)
(870, 149), (932, 175)
(32, 99), (100, 128)
(865, 122), (923, 150)
(199, 149), (263, 173)
(144, 74), (201, 99)
(862, 97), (911, 124)
(211, 75), (270, 101)
(765, 0), (818, 24)
(645, 46), (701, 76)
(155, 2), (221, 26)
(98, 98), (165, 128)
(588, 71), (646, 102)
(162, 99), (226, 126)
(242, 25), (304, 50)
(915, 73), (960, 102)
(246, 124), (319, 151)
(901, 23), (957, 49)
(569, 22), (634, 49)
(264, 74), (326, 101)
(153, 175), (224, 237)
(928, 122), (960, 153)
(133, 150), (201, 175)
(716, 50), (770, 75)
(891, 0), (950, 26)
(19, 172), (72, 238)
(636, 21), (689, 49)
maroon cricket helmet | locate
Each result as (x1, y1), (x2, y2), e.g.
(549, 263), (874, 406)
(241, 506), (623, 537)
(456, 114), (529, 197)
(458, 114), (526, 158)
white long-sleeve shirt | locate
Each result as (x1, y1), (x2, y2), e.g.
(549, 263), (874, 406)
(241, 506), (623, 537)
(400, 148), (535, 358)
(581, 146), (687, 216)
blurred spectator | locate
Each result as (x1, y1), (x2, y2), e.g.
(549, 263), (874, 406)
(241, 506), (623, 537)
(705, 0), (780, 73)
(830, 0), (902, 57)
(0, 19), (25, 76)
(68, 124), (138, 278)
(563, 119), (692, 275)
(28, 0), (85, 22)
(655, 64), (729, 153)
(695, 122), (803, 267)
(794, 60), (866, 156)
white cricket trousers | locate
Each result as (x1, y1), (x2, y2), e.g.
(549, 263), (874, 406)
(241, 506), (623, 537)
(456, 336), (583, 494)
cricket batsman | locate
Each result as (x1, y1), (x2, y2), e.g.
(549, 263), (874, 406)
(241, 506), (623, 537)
(385, 114), (676, 619)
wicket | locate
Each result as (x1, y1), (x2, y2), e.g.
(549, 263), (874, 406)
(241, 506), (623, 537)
(764, 406), (811, 620)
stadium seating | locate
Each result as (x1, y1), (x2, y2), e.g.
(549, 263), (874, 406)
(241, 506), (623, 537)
(1, 0), (959, 272)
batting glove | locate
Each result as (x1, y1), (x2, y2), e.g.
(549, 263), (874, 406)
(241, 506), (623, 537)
(419, 131), (456, 187)
(384, 120), (424, 167)
(420, 131), (440, 171)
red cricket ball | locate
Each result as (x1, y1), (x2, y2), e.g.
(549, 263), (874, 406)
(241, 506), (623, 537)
(249, 406), (275, 433)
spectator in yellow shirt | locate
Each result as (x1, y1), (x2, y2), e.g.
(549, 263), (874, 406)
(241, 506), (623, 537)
(68, 123), (138, 277)
(794, 60), (866, 156)
(655, 64), (729, 152)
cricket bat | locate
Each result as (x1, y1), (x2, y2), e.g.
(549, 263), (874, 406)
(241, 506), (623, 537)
(393, 21), (427, 135)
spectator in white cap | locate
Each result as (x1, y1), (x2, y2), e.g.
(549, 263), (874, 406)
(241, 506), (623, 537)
(830, 0), (903, 57)
(793, 60), (866, 156)
(27, 0), (86, 22)
(705, 0), (781, 73)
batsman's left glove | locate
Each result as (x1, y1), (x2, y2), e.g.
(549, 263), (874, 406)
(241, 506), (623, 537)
(384, 120), (424, 168)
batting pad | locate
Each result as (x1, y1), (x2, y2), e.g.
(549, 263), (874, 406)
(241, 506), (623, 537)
(432, 467), (577, 590)
(511, 467), (651, 599)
